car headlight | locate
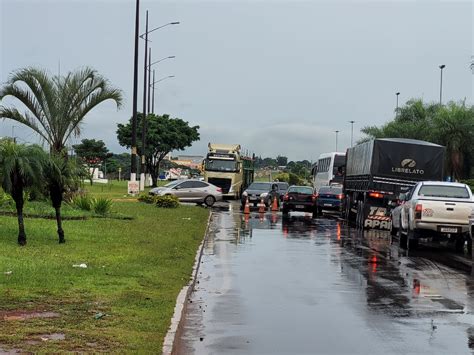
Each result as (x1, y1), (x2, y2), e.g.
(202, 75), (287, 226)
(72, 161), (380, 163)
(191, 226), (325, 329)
(242, 191), (248, 197)
(260, 192), (268, 198)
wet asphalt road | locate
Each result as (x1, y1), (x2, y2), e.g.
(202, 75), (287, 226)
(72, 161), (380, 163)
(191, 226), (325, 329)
(177, 202), (474, 355)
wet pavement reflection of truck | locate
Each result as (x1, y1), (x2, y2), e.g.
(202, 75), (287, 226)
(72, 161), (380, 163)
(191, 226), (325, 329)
(177, 202), (474, 355)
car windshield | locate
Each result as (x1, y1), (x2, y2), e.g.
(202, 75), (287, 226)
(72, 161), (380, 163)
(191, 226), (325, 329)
(418, 185), (470, 199)
(164, 180), (181, 188)
(247, 183), (272, 191)
(319, 187), (342, 194)
(288, 186), (313, 194)
(205, 158), (238, 172)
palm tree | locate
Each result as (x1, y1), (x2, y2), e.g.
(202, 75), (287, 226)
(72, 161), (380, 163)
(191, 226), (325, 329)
(43, 154), (78, 244)
(0, 140), (45, 245)
(0, 67), (122, 155)
(432, 102), (474, 180)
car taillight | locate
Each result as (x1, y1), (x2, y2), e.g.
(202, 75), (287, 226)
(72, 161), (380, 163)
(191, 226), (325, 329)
(415, 203), (422, 219)
(337, 194), (344, 199)
(369, 192), (384, 199)
(312, 194), (317, 202)
(283, 194), (289, 201)
(217, 187), (222, 193)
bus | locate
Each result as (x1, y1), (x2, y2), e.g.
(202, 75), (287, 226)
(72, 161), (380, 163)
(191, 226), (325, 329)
(312, 152), (346, 192)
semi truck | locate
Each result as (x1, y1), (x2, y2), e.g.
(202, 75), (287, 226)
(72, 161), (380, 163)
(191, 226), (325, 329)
(343, 138), (445, 230)
(203, 143), (254, 199)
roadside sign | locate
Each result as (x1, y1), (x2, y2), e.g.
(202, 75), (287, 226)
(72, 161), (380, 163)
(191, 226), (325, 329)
(128, 181), (139, 195)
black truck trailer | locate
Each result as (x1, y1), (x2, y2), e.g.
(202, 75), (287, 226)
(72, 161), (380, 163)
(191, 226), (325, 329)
(343, 138), (445, 230)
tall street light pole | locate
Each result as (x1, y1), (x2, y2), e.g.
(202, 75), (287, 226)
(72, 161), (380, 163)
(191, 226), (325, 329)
(139, 10), (149, 191)
(335, 130), (340, 151)
(130, 0), (140, 183)
(147, 56), (175, 112)
(152, 69), (156, 114)
(348, 121), (355, 147)
(439, 64), (446, 105)
(396, 92), (400, 117)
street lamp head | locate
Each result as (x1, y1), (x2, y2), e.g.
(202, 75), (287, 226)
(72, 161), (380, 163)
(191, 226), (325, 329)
(396, 92), (400, 96)
(168, 56), (176, 59)
(170, 21), (180, 25)
(439, 64), (446, 69)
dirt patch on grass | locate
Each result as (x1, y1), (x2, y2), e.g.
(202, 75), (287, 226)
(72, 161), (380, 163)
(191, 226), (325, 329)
(1, 310), (60, 321)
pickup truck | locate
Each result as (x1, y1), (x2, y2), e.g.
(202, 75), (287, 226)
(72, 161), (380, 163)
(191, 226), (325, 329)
(392, 181), (473, 251)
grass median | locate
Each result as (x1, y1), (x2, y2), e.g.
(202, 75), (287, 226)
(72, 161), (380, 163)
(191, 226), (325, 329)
(0, 187), (209, 353)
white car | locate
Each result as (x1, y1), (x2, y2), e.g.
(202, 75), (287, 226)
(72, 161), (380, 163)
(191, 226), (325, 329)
(395, 181), (473, 251)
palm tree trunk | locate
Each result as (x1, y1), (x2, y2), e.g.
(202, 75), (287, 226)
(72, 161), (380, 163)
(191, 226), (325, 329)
(55, 206), (65, 244)
(17, 208), (27, 246)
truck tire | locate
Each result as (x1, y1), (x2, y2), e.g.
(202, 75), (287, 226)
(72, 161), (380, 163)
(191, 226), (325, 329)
(398, 229), (408, 250)
(357, 201), (364, 229)
(406, 227), (419, 250)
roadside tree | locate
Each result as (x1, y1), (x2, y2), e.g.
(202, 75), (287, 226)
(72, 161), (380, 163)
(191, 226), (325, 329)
(73, 139), (110, 185)
(43, 155), (79, 244)
(117, 113), (200, 186)
(0, 140), (45, 245)
(0, 67), (122, 155)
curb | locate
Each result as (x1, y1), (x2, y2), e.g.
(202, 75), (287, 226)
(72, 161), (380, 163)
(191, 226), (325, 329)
(162, 211), (213, 355)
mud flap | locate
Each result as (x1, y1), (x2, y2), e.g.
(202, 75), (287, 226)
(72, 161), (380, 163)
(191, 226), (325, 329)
(363, 205), (392, 231)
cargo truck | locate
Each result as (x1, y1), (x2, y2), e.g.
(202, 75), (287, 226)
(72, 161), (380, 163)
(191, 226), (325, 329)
(343, 138), (445, 230)
(203, 143), (254, 199)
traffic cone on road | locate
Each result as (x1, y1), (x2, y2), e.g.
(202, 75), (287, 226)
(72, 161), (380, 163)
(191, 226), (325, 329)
(271, 196), (279, 212)
(244, 197), (250, 214)
(259, 197), (266, 213)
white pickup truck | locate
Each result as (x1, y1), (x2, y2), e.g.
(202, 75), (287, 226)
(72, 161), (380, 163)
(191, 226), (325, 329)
(393, 181), (473, 251)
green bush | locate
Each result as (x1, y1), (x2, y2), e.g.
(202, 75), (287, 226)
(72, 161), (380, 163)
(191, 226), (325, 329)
(155, 195), (179, 208)
(289, 172), (304, 185)
(71, 194), (92, 211)
(92, 197), (113, 215)
(0, 190), (13, 208)
(138, 194), (157, 204)
(274, 172), (290, 183)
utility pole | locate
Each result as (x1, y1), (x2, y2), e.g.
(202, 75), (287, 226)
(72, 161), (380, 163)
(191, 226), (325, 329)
(140, 10), (149, 191)
(439, 64), (446, 105)
(348, 121), (355, 147)
(151, 69), (156, 114)
(335, 130), (340, 151)
(395, 92), (400, 117)
(130, 0), (140, 183)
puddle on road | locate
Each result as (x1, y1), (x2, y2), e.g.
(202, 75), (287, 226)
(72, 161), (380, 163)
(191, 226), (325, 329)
(178, 205), (474, 355)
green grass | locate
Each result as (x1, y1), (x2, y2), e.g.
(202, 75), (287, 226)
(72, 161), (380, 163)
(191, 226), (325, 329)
(0, 195), (209, 352)
(84, 180), (168, 199)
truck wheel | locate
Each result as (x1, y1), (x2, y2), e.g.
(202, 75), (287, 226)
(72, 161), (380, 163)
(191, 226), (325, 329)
(356, 201), (363, 229)
(398, 229), (408, 250)
(407, 229), (419, 250)
(455, 235), (468, 253)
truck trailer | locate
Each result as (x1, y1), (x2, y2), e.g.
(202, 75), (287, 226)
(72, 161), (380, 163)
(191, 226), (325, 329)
(343, 138), (445, 230)
(203, 143), (254, 199)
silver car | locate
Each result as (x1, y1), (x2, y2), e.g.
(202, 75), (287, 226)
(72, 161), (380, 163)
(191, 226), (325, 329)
(149, 179), (223, 207)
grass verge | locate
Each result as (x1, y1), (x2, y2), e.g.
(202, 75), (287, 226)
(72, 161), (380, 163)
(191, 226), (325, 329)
(0, 200), (209, 352)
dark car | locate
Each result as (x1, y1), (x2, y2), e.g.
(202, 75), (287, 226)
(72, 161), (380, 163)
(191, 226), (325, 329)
(241, 182), (274, 208)
(275, 182), (289, 200)
(317, 185), (344, 214)
(282, 186), (317, 217)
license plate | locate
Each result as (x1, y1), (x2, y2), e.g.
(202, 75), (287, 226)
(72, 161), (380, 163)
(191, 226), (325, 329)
(295, 205), (305, 209)
(324, 204), (333, 207)
(439, 227), (459, 233)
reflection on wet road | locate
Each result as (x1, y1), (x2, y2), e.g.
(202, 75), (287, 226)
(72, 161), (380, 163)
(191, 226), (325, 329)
(178, 202), (474, 355)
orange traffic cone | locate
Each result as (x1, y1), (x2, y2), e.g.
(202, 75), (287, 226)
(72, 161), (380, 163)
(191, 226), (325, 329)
(271, 195), (279, 212)
(244, 197), (250, 214)
(259, 197), (266, 213)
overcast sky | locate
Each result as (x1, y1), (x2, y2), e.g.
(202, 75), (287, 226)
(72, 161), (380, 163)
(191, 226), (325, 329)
(1, 0), (473, 161)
